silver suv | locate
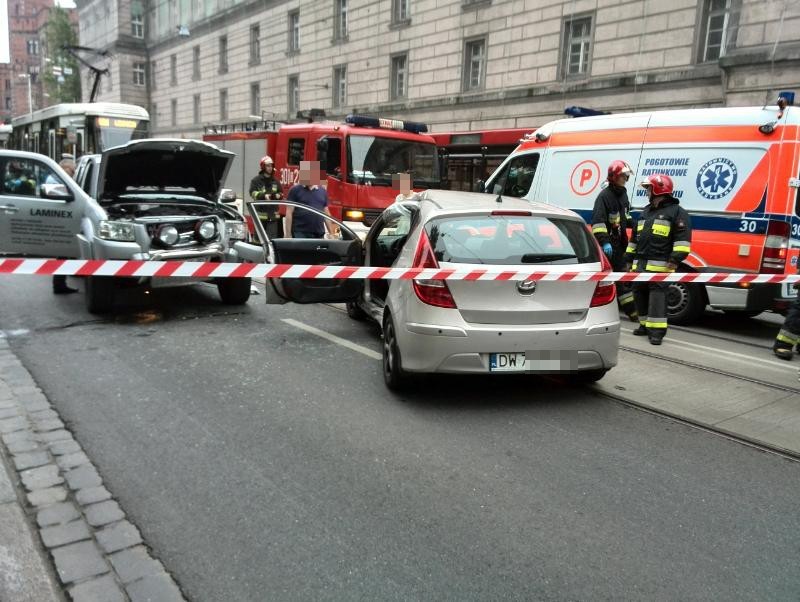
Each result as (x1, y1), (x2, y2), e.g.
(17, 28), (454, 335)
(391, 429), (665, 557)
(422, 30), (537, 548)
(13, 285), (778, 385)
(0, 139), (255, 313)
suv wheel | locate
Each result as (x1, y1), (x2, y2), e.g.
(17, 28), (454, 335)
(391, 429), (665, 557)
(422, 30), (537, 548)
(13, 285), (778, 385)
(217, 277), (251, 305)
(85, 276), (115, 314)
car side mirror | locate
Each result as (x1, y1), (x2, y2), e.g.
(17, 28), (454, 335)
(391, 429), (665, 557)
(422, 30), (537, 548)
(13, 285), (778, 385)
(42, 183), (74, 201)
(219, 188), (237, 203)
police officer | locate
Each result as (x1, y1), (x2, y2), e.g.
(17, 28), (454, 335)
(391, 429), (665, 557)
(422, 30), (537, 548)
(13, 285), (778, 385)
(591, 160), (637, 321)
(248, 155), (283, 239)
(625, 174), (692, 345)
(773, 279), (800, 360)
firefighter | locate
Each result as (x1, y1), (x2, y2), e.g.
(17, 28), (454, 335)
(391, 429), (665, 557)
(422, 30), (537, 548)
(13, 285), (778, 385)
(591, 160), (637, 321)
(248, 155), (283, 239)
(625, 174), (692, 345)
(773, 279), (800, 360)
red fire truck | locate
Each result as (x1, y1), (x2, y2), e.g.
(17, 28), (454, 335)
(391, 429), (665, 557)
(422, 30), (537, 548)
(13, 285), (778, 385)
(431, 128), (535, 193)
(204, 115), (441, 226)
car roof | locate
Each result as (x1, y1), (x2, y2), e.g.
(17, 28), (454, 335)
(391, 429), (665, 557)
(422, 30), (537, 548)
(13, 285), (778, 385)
(416, 188), (582, 220)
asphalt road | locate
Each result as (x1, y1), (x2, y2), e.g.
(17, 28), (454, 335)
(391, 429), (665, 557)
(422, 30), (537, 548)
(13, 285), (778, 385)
(1, 276), (799, 600)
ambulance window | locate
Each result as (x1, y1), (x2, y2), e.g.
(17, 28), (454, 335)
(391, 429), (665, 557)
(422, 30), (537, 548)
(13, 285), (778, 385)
(288, 138), (305, 165)
(491, 153), (539, 198)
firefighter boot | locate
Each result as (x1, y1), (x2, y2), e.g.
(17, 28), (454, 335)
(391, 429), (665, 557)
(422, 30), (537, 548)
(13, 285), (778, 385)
(774, 329), (799, 360)
(773, 343), (795, 361)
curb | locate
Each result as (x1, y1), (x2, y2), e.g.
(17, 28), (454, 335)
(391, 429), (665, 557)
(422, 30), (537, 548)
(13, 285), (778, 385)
(0, 338), (187, 602)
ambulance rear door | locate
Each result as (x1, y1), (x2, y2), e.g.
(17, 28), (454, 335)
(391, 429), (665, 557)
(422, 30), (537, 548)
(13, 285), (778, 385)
(538, 113), (650, 224)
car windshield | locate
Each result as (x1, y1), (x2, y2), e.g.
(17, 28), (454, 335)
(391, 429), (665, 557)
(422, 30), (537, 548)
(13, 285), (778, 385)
(347, 135), (439, 188)
(96, 118), (149, 151)
(425, 214), (599, 265)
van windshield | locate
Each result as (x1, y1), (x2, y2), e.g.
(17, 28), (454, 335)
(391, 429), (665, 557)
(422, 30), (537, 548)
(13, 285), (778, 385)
(347, 135), (439, 188)
(425, 215), (599, 265)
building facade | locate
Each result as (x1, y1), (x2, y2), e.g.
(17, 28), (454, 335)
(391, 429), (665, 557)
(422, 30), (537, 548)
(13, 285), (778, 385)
(77, 0), (800, 137)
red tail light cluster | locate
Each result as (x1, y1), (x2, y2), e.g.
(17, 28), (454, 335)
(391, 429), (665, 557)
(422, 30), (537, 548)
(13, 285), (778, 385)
(760, 220), (790, 274)
(590, 233), (616, 307)
(412, 231), (457, 309)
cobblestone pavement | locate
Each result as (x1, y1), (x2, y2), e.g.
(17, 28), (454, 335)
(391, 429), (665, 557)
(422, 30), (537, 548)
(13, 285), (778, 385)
(0, 337), (186, 602)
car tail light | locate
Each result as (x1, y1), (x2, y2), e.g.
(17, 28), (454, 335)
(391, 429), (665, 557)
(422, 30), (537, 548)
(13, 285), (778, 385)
(590, 281), (617, 307)
(760, 220), (790, 274)
(412, 230), (457, 309)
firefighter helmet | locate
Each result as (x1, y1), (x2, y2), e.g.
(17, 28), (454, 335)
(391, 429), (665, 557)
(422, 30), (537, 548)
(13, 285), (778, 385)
(607, 160), (632, 181)
(259, 155), (274, 170)
(640, 174), (674, 196)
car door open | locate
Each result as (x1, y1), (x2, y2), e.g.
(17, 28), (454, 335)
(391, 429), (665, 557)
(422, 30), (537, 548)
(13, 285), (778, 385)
(247, 200), (364, 304)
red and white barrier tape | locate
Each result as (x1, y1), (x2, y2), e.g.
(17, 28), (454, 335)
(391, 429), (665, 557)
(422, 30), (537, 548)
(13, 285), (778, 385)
(1, 258), (798, 285)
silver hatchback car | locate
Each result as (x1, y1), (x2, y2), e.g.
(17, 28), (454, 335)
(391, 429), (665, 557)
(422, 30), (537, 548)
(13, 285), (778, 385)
(252, 190), (620, 389)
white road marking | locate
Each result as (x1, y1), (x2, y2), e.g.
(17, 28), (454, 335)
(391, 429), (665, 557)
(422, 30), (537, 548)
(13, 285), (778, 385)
(621, 331), (795, 373)
(281, 318), (381, 360)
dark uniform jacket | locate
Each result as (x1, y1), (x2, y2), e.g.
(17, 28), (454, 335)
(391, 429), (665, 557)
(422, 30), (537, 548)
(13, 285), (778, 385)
(624, 196), (692, 272)
(591, 185), (630, 249)
(248, 173), (282, 221)
(248, 173), (282, 201)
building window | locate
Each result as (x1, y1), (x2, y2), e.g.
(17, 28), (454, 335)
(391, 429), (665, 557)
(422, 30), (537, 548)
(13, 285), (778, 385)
(133, 62), (146, 85)
(288, 10), (300, 53)
(170, 54), (177, 85)
(562, 15), (593, 77)
(192, 46), (200, 81)
(219, 89), (228, 120)
(150, 60), (156, 89)
(131, 11), (144, 38)
(390, 53), (407, 100)
(332, 65), (346, 108)
(171, 99), (177, 126)
(193, 94), (201, 125)
(463, 38), (486, 92)
(250, 82), (261, 116)
(250, 24), (261, 65)
(288, 75), (299, 117)
(219, 35), (228, 74)
(700, 0), (735, 62)
(26, 39), (39, 55)
(334, 0), (347, 40)
(5, 97), (10, 110)
(392, 0), (409, 23)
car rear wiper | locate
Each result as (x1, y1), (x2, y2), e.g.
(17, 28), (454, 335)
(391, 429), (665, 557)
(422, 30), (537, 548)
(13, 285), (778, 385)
(521, 253), (577, 263)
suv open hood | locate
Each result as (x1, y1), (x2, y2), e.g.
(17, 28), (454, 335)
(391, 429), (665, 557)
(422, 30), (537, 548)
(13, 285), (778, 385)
(97, 139), (234, 202)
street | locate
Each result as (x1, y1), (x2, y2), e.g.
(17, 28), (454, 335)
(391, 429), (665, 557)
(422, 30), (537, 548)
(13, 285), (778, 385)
(1, 275), (799, 600)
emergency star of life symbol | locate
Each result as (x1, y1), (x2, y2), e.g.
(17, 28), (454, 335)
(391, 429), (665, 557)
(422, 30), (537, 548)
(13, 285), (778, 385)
(696, 158), (738, 200)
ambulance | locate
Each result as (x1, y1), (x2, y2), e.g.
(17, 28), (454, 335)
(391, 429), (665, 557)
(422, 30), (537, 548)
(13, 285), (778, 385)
(482, 98), (800, 324)
(204, 115), (441, 228)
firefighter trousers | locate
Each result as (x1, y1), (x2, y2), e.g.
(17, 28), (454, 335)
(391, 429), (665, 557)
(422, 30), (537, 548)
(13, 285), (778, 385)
(611, 247), (637, 320)
(774, 289), (800, 354)
(632, 276), (668, 341)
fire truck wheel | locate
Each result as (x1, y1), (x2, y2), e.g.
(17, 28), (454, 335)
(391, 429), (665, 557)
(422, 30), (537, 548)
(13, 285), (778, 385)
(85, 276), (115, 314)
(217, 277), (252, 305)
(666, 282), (705, 325)
(346, 300), (367, 320)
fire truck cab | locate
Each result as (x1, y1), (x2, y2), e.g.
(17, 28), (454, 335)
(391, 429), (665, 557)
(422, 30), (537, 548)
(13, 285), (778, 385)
(484, 97), (800, 323)
(204, 115), (441, 228)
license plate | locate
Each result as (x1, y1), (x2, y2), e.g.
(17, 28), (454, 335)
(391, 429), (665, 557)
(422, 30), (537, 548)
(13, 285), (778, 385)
(489, 353), (526, 372)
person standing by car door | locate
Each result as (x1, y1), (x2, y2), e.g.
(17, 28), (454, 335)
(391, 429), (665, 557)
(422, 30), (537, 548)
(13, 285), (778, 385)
(248, 155), (283, 239)
(773, 278), (800, 360)
(285, 161), (336, 239)
(591, 160), (637, 322)
(625, 174), (692, 345)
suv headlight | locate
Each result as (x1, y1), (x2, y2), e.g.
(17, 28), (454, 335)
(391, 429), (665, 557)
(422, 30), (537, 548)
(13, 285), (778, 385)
(225, 221), (247, 241)
(98, 220), (135, 242)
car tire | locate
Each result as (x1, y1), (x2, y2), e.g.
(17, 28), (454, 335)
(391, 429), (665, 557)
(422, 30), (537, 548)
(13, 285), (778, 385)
(346, 300), (367, 321)
(572, 369), (607, 384)
(85, 276), (115, 314)
(217, 277), (251, 305)
(382, 313), (410, 391)
(666, 282), (705, 325)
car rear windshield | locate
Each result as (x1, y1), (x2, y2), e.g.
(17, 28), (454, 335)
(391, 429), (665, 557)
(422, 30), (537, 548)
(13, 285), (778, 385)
(425, 214), (599, 265)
